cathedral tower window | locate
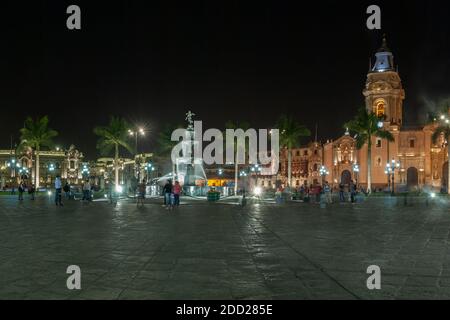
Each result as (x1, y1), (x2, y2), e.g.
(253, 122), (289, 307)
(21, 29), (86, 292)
(375, 100), (386, 118)
(376, 138), (382, 148)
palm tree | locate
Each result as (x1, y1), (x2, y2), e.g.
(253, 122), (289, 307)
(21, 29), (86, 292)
(20, 116), (58, 188)
(225, 121), (250, 194)
(94, 117), (133, 186)
(276, 115), (311, 187)
(429, 102), (450, 194)
(345, 107), (394, 194)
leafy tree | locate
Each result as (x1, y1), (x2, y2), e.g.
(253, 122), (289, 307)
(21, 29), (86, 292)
(276, 115), (310, 187)
(94, 117), (133, 186)
(345, 108), (394, 193)
(20, 116), (58, 188)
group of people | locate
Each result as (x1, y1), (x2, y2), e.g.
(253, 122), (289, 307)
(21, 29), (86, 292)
(162, 180), (182, 210)
(280, 180), (361, 204)
(16, 180), (36, 201)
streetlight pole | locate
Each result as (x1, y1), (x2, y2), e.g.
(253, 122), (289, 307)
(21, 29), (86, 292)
(319, 165), (329, 186)
(385, 159), (400, 196)
(128, 127), (145, 181)
(352, 163), (360, 187)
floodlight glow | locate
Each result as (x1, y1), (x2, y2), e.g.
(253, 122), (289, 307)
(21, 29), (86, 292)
(430, 192), (436, 198)
(377, 121), (384, 128)
(254, 187), (262, 196)
(47, 191), (52, 196)
(115, 186), (123, 193)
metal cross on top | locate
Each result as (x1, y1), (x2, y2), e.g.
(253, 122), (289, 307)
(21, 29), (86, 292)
(185, 110), (195, 130)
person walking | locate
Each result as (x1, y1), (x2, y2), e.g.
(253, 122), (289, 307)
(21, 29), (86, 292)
(339, 182), (345, 203)
(163, 180), (173, 210)
(323, 181), (332, 204)
(173, 180), (181, 207)
(55, 175), (63, 206)
(18, 181), (25, 201)
(28, 183), (36, 200)
(137, 179), (146, 207)
(63, 182), (71, 199)
(82, 180), (91, 202)
(350, 180), (356, 203)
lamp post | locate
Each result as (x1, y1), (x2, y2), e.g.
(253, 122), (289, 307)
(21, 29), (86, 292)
(352, 163), (360, 187)
(145, 162), (155, 182)
(48, 163), (56, 185)
(385, 159), (400, 196)
(18, 167), (29, 181)
(81, 163), (90, 180)
(319, 165), (329, 185)
(128, 127), (145, 180)
(251, 164), (262, 190)
(6, 158), (18, 179)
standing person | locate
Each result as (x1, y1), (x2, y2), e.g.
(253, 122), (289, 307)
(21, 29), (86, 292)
(339, 182), (345, 203)
(315, 184), (322, 203)
(82, 180), (91, 202)
(28, 183), (36, 200)
(163, 180), (173, 210)
(137, 179), (146, 207)
(108, 181), (117, 206)
(55, 175), (63, 206)
(350, 180), (356, 203)
(63, 182), (71, 199)
(323, 181), (332, 204)
(18, 181), (25, 201)
(173, 180), (181, 207)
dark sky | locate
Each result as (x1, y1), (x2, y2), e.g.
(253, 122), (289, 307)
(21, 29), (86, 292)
(2, 0), (450, 158)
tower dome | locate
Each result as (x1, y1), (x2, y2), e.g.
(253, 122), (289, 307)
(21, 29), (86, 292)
(372, 35), (395, 72)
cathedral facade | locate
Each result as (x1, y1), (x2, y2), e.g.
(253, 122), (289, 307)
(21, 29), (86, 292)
(280, 38), (448, 192)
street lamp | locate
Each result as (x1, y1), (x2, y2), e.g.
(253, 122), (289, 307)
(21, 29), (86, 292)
(319, 165), (329, 185)
(128, 127), (146, 154)
(352, 163), (360, 186)
(48, 163), (56, 185)
(6, 158), (18, 178)
(18, 167), (29, 180)
(385, 159), (400, 195)
(251, 164), (262, 189)
(129, 127), (146, 180)
(145, 162), (155, 181)
(81, 163), (90, 178)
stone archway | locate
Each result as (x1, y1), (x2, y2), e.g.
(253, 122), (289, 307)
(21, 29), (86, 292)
(443, 161), (449, 190)
(407, 167), (419, 189)
(341, 170), (352, 186)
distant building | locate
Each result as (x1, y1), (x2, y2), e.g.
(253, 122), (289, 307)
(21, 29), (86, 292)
(0, 144), (84, 188)
(279, 37), (449, 191)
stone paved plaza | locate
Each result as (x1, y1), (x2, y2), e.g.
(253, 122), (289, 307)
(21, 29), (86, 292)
(0, 195), (449, 300)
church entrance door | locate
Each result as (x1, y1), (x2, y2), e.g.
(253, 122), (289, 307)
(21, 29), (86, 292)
(341, 170), (352, 186)
(407, 167), (419, 190)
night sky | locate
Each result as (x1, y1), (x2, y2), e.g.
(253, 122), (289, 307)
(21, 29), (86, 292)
(2, 0), (449, 158)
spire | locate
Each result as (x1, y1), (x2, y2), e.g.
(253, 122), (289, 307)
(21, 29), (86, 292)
(377, 34), (391, 53)
(372, 34), (395, 72)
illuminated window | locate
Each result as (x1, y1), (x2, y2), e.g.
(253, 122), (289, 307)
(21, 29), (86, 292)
(375, 100), (386, 118)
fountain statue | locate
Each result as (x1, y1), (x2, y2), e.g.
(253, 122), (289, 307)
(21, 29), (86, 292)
(175, 111), (207, 187)
(155, 111), (207, 192)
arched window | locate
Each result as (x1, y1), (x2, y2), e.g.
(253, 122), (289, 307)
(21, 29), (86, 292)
(376, 101), (385, 118)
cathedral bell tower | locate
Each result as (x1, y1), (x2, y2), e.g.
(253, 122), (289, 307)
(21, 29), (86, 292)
(363, 35), (405, 130)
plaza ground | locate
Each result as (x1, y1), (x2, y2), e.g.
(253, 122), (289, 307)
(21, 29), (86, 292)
(0, 195), (449, 300)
